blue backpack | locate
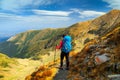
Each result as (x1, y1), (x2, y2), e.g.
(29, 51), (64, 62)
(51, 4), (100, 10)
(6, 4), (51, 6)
(61, 35), (72, 53)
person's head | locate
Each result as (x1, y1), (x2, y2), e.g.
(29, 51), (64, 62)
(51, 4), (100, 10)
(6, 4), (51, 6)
(62, 34), (66, 38)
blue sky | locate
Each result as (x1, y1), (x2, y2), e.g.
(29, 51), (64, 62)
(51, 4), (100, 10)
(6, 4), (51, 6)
(0, 0), (120, 37)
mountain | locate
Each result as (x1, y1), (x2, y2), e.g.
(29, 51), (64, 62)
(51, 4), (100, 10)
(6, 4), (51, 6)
(65, 9), (120, 52)
(0, 37), (10, 42)
(0, 9), (120, 59)
(0, 28), (65, 59)
(25, 10), (120, 80)
(68, 23), (120, 80)
(0, 53), (16, 68)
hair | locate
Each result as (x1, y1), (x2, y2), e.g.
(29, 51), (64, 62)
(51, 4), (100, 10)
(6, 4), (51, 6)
(62, 34), (66, 38)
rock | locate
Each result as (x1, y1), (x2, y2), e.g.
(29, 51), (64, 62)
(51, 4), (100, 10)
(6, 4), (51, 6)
(95, 52), (100, 55)
(108, 74), (120, 80)
(89, 45), (97, 49)
(104, 47), (111, 52)
(94, 53), (110, 65)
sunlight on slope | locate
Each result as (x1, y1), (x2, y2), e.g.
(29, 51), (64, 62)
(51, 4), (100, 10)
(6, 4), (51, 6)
(0, 59), (41, 80)
(25, 61), (59, 80)
(25, 49), (79, 80)
(67, 26), (120, 80)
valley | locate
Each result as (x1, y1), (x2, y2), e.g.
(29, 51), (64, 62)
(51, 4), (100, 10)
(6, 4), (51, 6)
(0, 58), (40, 80)
(0, 9), (120, 80)
(0, 50), (60, 80)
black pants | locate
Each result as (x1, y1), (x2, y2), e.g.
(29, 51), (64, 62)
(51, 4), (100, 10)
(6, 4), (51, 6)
(60, 51), (69, 68)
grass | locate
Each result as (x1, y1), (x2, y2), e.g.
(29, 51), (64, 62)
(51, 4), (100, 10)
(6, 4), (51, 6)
(67, 26), (120, 80)
(0, 49), (60, 80)
(0, 53), (17, 68)
(0, 75), (4, 78)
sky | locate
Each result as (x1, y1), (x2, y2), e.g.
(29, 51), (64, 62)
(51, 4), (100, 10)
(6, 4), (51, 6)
(0, 0), (120, 37)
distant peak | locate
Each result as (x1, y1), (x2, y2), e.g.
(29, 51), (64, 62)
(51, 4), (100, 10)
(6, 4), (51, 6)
(109, 9), (120, 13)
(26, 30), (37, 32)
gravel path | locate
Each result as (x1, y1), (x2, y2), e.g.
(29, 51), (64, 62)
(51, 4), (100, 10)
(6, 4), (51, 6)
(54, 69), (69, 80)
(53, 63), (69, 80)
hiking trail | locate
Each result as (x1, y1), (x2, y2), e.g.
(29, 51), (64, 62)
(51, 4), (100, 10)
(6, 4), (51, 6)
(53, 64), (69, 80)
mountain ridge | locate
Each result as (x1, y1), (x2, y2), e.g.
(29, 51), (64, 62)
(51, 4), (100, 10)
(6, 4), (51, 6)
(67, 23), (120, 80)
(0, 9), (120, 59)
(0, 28), (65, 58)
(25, 9), (120, 80)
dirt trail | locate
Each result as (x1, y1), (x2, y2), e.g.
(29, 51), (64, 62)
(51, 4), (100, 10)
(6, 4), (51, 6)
(53, 60), (70, 80)
(53, 52), (72, 80)
(54, 68), (69, 80)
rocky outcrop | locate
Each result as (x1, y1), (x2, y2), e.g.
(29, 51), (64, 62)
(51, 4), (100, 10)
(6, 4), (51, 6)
(68, 25), (120, 80)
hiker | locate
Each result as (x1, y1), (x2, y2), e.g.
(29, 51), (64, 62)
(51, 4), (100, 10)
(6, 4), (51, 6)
(56, 34), (72, 70)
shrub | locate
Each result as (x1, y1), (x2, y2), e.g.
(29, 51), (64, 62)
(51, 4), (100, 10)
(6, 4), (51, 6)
(1, 62), (9, 67)
(42, 70), (52, 77)
(84, 38), (91, 44)
(0, 75), (4, 78)
(38, 66), (46, 71)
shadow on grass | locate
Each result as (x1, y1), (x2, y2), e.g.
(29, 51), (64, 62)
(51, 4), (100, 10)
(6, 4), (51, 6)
(0, 75), (4, 78)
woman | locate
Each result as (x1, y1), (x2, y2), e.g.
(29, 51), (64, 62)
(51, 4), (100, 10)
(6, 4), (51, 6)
(56, 34), (72, 70)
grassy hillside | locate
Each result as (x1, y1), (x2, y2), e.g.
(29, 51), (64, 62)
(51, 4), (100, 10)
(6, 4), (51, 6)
(0, 9), (120, 60)
(25, 25), (120, 80)
(25, 10), (120, 80)
(67, 25), (120, 80)
(0, 53), (17, 68)
(0, 28), (65, 59)
(0, 53), (18, 79)
(0, 50), (60, 80)
(66, 10), (120, 52)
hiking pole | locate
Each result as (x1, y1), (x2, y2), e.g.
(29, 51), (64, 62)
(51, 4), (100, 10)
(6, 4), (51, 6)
(54, 47), (57, 64)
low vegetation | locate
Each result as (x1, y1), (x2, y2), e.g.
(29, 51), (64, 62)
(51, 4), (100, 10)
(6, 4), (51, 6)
(25, 61), (59, 80)
(1, 9), (120, 80)
(0, 53), (17, 68)
(67, 26), (120, 80)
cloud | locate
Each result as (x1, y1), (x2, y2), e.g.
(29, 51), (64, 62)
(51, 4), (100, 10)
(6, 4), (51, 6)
(0, 13), (26, 23)
(103, 0), (120, 9)
(0, 0), (60, 11)
(79, 11), (105, 18)
(70, 8), (105, 18)
(0, 12), (73, 34)
(0, 8), (106, 36)
(33, 10), (72, 16)
(0, 9), (106, 32)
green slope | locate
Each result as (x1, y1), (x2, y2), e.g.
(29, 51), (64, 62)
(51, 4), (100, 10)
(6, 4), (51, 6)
(1, 9), (120, 59)
(0, 53), (17, 68)
(0, 28), (65, 59)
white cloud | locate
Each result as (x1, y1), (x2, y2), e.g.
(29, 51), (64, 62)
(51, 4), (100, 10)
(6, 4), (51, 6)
(0, 9), (106, 32)
(0, 13), (26, 23)
(70, 8), (105, 18)
(0, 12), (73, 33)
(103, 0), (120, 9)
(0, 0), (60, 11)
(70, 8), (82, 13)
(0, 8), (107, 36)
(33, 10), (72, 16)
(79, 11), (105, 18)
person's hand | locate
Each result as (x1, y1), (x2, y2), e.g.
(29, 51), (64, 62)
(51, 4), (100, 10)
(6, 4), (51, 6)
(55, 46), (59, 49)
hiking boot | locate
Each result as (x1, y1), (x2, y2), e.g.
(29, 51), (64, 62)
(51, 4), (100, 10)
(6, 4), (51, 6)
(59, 67), (63, 70)
(65, 67), (69, 70)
